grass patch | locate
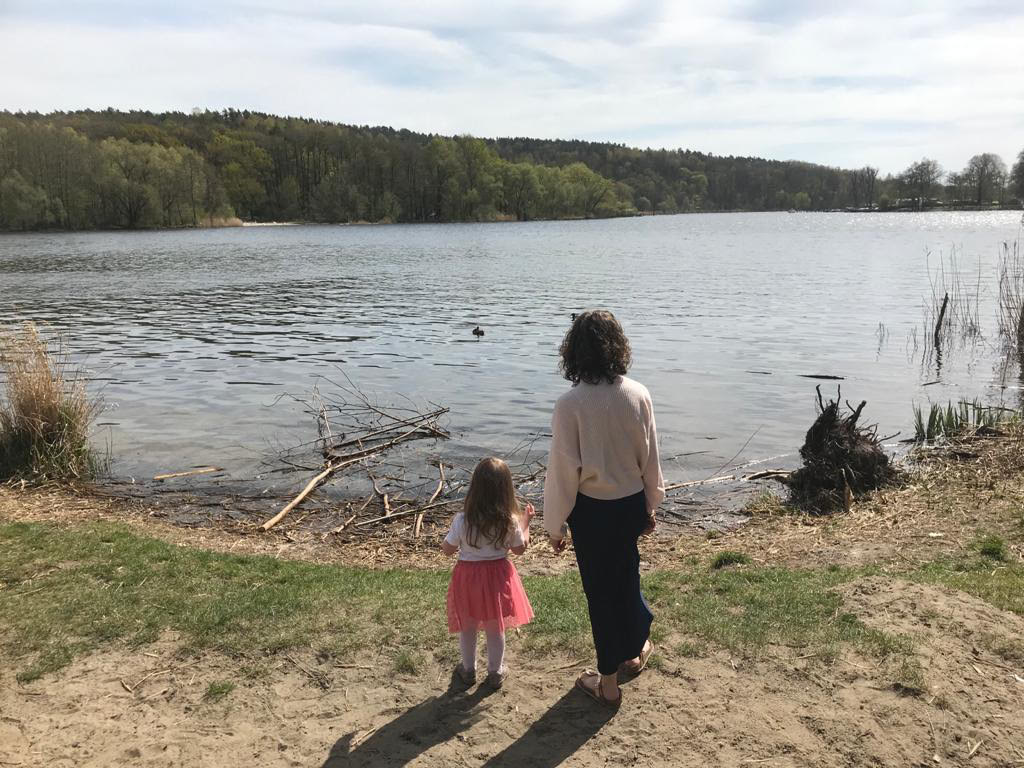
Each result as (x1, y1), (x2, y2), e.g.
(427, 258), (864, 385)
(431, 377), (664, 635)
(913, 557), (1024, 615)
(0, 520), (592, 680)
(976, 534), (1009, 562)
(203, 680), (235, 702)
(11, 520), (1004, 691)
(979, 633), (1024, 662)
(0, 323), (103, 481)
(0, 520), (449, 680)
(393, 649), (421, 675)
(711, 551), (751, 570)
(675, 639), (706, 658)
(645, 566), (908, 665)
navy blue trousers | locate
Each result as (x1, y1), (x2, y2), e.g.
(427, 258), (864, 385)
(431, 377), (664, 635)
(568, 491), (653, 675)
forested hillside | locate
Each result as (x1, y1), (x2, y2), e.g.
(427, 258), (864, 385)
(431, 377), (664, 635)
(0, 109), (1019, 231)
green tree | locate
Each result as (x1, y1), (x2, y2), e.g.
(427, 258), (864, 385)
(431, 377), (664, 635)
(563, 162), (614, 218)
(0, 170), (50, 229)
(500, 163), (540, 220)
(206, 133), (271, 220)
(100, 138), (159, 227)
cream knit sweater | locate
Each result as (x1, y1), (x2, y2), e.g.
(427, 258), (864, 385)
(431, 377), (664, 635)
(543, 375), (665, 539)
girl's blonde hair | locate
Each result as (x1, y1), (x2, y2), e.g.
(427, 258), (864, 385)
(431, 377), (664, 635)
(463, 457), (519, 548)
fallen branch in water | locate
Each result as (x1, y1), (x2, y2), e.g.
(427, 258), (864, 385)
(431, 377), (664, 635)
(261, 456), (365, 531)
(261, 388), (450, 531)
(153, 466), (222, 481)
(744, 470), (792, 482)
(664, 474), (735, 492)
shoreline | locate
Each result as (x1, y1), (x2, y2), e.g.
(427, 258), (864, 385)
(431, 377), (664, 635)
(2, 205), (1021, 236)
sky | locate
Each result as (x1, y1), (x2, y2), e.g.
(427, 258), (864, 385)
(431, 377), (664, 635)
(1, 0), (1022, 174)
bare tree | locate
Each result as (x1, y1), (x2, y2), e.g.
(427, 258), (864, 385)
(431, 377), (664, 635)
(963, 153), (1007, 205)
(899, 158), (943, 207)
(1009, 149), (1024, 203)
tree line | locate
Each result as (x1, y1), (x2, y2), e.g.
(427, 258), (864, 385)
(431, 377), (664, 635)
(0, 109), (1021, 231)
(891, 154), (1024, 209)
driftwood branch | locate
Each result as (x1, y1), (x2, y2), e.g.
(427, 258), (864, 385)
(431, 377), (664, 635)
(416, 463), (445, 537)
(355, 498), (454, 528)
(153, 466), (222, 481)
(261, 395), (449, 531)
(327, 408), (449, 453)
(260, 456), (365, 531)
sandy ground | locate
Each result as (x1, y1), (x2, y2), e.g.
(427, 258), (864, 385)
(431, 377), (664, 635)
(2, 575), (1023, 768)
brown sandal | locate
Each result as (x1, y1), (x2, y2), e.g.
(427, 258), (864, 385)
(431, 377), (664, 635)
(575, 670), (621, 708)
(619, 641), (654, 680)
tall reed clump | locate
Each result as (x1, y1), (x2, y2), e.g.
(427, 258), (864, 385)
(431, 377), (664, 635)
(912, 400), (1018, 444)
(0, 323), (102, 482)
(997, 232), (1024, 360)
(924, 248), (982, 357)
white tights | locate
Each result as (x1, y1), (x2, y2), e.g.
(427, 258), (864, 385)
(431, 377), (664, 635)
(459, 628), (505, 673)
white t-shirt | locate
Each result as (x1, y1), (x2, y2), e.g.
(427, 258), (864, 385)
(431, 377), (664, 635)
(445, 512), (525, 561)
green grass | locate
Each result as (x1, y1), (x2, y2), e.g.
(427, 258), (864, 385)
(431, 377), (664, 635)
(0, 520), (449, 681)
(646, 566), (898, 658)
(675, 639), (707, 658)
(0, 520), (590, 682)
(912, 399), (1018, 443)
(203, 680), (235, 702)
(976, 534), (1009, 562)
(393, 649), (421, 675)
(912, 556), (1024, 615)
(8, 519), (1022, 692)
(711, 551), (751, 569)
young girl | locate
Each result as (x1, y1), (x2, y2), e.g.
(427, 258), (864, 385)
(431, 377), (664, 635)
(442, 457), (534, 689)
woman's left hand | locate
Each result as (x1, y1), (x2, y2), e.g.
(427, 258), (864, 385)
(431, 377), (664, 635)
(641, 511), (656, 535)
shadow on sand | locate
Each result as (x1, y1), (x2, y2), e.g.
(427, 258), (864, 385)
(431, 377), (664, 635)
(479, 688), (615, 767)
(321, 675), (614, 767)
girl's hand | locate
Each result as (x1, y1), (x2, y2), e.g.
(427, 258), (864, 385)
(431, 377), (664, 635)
(524, 503), (536, 520)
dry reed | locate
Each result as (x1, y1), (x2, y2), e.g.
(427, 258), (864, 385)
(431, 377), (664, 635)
(0, 322), (102, 481)
(924, 248), (982, 356)
(997, 234), (1024, 355)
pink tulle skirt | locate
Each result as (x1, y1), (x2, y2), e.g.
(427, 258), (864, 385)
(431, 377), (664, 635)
(446, 558), (534, 633)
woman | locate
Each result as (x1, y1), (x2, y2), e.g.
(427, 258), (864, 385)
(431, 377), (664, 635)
(543, 309), (665, 707)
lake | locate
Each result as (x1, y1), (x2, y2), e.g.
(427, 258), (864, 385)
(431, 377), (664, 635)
(2, 212), (1022, 509)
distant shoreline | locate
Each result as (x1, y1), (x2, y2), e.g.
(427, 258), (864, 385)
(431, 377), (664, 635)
(1, 205), (1021, 236)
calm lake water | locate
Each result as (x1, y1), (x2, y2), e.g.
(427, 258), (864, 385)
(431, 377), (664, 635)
(2, 212), (1022, 507)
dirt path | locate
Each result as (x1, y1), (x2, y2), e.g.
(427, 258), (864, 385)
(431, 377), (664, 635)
(2, 576), (1022, 768)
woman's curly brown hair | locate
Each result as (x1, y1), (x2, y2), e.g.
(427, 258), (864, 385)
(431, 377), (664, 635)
(559, 310), (632, 385)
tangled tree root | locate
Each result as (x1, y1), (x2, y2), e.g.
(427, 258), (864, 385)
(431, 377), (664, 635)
(787, 386), (898, 514)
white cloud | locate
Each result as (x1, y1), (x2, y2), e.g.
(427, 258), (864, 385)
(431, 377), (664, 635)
(0, 0), (1021, 173)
